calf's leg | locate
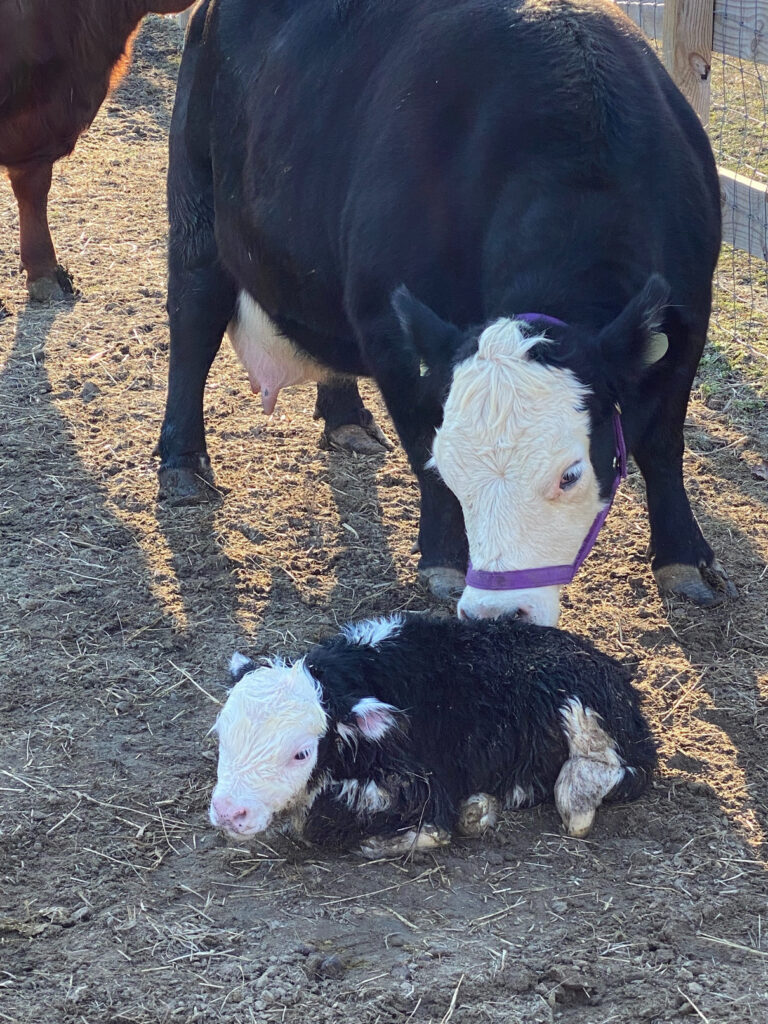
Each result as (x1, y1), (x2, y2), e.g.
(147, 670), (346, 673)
(457, 793), (499, 835)
(8, 162), (73, 302)
(358, 824), (451, 859)
(554, 700), (625, 838)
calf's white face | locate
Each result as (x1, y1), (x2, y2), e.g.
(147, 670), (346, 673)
(432, 319), (602, 626)
(210, 642), (400, 840)
(210, 658), (328, 838)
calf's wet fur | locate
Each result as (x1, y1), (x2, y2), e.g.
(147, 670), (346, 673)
(209, 615), (657, 855)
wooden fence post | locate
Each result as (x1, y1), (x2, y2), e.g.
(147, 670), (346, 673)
(662, 0), (715, 123)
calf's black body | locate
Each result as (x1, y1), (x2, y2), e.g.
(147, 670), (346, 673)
(294, 615), (657, 847)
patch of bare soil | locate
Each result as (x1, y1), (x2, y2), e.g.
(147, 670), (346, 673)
(1, 16), (767, 1024)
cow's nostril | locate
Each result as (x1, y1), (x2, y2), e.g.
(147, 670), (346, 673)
(458, 606), (469, 621)
(231, 807), (247, 821)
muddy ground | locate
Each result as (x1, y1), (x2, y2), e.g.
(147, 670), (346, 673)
(2, 16), (768, 1024)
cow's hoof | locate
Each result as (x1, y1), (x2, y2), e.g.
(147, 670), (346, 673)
(420, 565), (465, 600)
(702, 559), (738, 598)
(457, 793), (499, 836)
(359, 824), (450, 859)
(654, 562), (734, 607)
(321, 421), (392, 454)
(158, 462), (219, 506)
(27, 266), (74, 302)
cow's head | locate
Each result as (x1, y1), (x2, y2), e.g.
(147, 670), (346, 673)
(393, 276), (670, 626)
(209, 652), (399, 838)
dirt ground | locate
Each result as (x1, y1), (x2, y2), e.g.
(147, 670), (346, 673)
(2, 16), (768, 1024)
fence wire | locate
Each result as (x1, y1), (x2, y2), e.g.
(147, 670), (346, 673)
(616, 0), (768, 405)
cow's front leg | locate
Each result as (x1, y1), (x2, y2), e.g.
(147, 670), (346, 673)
(352, 314), (467, 597)
(413, 463), (468, 598)
(8, 162), (74, 302)
(633, 342), (736, 606)
(156, 25), (237, 505)
(314, 377), (392, 454)
(158, 254), (236, 504)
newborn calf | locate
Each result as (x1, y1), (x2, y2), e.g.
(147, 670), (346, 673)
(209, 615), (656, 855)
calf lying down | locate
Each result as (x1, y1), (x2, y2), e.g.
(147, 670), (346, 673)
(210, 615), (657, 856)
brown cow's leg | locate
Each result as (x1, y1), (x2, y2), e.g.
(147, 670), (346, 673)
(8, 162), (73, 302)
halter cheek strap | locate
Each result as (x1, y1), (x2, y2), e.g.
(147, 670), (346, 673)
(464, 312), (628, 592)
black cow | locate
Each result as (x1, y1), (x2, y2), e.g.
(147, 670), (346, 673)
(158, 0), (729, 614)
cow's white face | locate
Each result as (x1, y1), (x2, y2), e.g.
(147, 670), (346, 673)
(210, 658), (328, 838)
(432, 319), (603, 626)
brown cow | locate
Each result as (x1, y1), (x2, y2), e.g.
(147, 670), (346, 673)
(0, 1), (192, 301)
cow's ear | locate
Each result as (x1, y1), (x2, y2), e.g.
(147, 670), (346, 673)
(229, 651), (256, 683)
(391, 286), (461, 371)
(597, 274), (671, 379)
(349, 697), (399, 741)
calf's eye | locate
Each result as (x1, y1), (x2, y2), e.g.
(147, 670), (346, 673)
(294, 748), (311, 761)
(560, 462), (583, 491)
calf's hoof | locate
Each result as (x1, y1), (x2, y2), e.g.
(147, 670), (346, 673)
(27, 265), (74, 303)
(655, 561), (737, 608)
(555, 754), (624, 838)
(321, 421), (392, 455)
(359, 824), (450, 859)
(457, 793), (499, 836)
(419, 565), (466, 600)
(158, 460), (219, 506)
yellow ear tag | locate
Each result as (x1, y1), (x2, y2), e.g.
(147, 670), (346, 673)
(645, 331), (668, 365)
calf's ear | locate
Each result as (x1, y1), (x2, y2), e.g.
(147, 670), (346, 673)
(391, 286), (461, 372)
(597, 274), (671, 381)
(229, 651), (256, 683)
(347, 697), (399, 741)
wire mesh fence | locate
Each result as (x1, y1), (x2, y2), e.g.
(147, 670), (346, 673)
(616, 0), (768, 409)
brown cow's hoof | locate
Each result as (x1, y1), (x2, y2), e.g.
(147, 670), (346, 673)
(321, 421), (393, 454)
(27, 265), (74, 303)
(158, 463), (220, 506)
(420, 565), (466, 600)
(655, 561), (736, 607)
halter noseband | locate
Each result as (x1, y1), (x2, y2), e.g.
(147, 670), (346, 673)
(464, 313), (628, 593)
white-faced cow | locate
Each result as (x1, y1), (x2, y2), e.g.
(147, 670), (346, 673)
(157, 0), (730, 616)
(209, 614), (657, 854)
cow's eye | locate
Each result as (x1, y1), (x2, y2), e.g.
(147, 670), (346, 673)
(560, 462), (583, 491)
(294, 748), (311, 761)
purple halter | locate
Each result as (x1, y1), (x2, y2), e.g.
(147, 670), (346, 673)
(464, 312), (628, 593)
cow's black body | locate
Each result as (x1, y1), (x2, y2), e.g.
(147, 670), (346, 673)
(160, 0), (722, 592)
(269, 615), (657, 847)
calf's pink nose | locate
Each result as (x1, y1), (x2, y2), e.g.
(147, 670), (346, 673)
(212, 795), (248, 827)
